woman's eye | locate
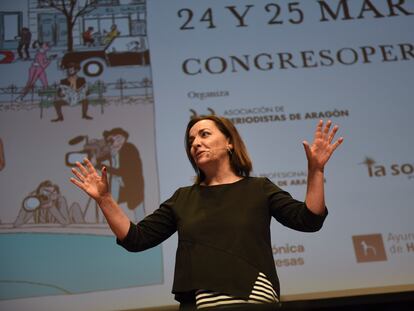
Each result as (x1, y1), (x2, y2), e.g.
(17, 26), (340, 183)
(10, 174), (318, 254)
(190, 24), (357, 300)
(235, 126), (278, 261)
(201, 131), (210, 137)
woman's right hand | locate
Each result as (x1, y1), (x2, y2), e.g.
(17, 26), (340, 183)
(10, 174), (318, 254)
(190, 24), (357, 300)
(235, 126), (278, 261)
(70, 158), (109, 203)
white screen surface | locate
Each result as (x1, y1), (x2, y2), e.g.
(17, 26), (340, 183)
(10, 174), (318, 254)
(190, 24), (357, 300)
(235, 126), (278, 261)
(148, 0), (414, 302)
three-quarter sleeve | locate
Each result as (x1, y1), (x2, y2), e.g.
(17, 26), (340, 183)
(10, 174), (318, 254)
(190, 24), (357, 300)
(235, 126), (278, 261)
(116, 190), (179, 252)
(262, 178), (327, 232)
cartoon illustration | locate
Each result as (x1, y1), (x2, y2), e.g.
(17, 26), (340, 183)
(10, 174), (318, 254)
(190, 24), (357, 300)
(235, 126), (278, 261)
(14, 180), (84, 227)
(1, 1), (152, 105)
(0, 138), (4, 171)
(66, 134), (109, 163)
(51, 61), (93, 121)
(127, 40), (141, 52)
(15, 27), (32, 60)
(82, 26), (95, 47)
(15, 41), (56, 101)
(0, 0), (161, 301)
(103, 128), (146, 222)
(103, 24), (121, 45)
(0, 49), (15, 64)
(61, 36), (150, 77)
(43, 0), (98, 52)
(64, 128), (145, 222)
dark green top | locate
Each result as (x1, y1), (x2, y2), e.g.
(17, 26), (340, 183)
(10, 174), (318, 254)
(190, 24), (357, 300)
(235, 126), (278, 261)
(117, 177), (327, 303)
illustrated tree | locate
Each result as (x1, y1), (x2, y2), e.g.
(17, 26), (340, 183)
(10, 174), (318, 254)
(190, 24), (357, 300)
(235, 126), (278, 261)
(39, 0), (98, 51)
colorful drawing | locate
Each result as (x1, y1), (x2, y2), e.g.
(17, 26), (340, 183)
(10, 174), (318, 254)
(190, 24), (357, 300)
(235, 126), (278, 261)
(16, 27), (32, 60)
(61, 36), (150, 77)
(0, 0), (162, 301)
(14, 180), (84, 227)
(51, 62), (93, 121)
(65, 128), (146, 223)
(103, 128), (145, 222)
(15, 41), (56, 102)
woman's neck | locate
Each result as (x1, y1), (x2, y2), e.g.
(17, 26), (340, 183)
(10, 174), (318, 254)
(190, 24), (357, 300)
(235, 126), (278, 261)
(201, 170), (242, 186)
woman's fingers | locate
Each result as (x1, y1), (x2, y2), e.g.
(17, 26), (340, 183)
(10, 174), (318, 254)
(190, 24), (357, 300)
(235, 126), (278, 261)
(314, 119), (324, 140)
(327, 125), (339, 144)
(323, 120), (332, 138)
(316, 120), (340, 146)
(305, 121), (343, 169)
(70, 177), (86, 191)
(101, 166), (108, 184)
(83, 157), (96, 174)
(332, 137), (344, 151)
(302, 140), (311, 160)
(71, 167), (85, 182)
(75, 161), (89, 176)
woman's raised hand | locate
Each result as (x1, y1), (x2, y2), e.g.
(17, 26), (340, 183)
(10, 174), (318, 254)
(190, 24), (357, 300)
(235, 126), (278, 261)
(303, 120), (344, 172)
(70, 158), (109, 202)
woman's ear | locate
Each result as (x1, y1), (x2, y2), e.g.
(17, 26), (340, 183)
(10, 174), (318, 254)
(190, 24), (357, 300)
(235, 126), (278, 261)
(227, 143), (233, 153)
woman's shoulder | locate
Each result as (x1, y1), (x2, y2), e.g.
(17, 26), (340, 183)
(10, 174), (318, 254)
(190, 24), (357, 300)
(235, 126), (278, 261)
(171, 177), (274, 194)
(167, 185), (194, 199)
(245, 176), (274, 186)
(246, 176), (283, 193)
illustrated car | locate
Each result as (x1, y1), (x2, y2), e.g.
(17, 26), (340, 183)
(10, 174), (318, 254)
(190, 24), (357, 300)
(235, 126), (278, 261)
(60, 36), (150, 77)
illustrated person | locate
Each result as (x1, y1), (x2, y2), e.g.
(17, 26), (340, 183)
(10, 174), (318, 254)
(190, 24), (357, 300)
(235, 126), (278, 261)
(101, 127), (145, 222)
(51, 62), (93, 122)
(102, 24), (120, 45)
(16, 27), (32, 60)
(16, 41), (53, 101)
(14, 180), (84, 227)
(126, 40), (140, 52)
(82, 26), (95, 46)
(70, 116), (343, 310)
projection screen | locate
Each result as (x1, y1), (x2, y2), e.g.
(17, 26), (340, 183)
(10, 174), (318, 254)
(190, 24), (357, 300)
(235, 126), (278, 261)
(0, 0), (413, 310)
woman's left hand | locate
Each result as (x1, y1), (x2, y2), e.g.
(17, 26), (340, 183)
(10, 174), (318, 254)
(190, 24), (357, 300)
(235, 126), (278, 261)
(303, 120), (344, 172)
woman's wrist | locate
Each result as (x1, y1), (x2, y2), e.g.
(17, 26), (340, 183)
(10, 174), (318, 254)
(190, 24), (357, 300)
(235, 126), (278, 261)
(308, 166), (325, 176)
(96, 192), (112, 205)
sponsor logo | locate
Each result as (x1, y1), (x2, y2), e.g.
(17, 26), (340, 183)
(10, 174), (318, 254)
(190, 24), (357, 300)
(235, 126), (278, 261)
(361, 157), (414, 180)
(189, 106), (349, 126)
(189, 107), (216, 119)
(352, 234), (387, 263)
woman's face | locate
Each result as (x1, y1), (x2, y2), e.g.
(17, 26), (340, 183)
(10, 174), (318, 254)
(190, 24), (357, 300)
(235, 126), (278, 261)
(41, 42), (49, 51)
(188, 119), (232, 170)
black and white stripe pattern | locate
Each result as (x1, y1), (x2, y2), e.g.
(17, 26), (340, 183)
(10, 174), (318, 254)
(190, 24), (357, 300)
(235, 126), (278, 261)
(195, 272), (278, 309)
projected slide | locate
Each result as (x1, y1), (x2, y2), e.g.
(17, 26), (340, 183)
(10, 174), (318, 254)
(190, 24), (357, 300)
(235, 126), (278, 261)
(148, 0), (414, 301)
(0, 1), (163, 310)
(0, 1), (413, 310)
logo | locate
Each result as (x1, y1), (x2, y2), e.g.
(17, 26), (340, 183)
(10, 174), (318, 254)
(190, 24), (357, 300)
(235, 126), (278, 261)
(352, 234), (387, 263)
(361, 157), (414, 179)
(189, 107), (216, 119)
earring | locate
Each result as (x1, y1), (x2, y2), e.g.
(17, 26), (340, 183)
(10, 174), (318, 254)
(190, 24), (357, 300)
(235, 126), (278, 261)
(227, 146), (233, 156)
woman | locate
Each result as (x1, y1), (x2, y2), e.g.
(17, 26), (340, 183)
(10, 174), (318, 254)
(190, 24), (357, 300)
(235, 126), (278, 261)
(70, 115), (343, 310)
(16, 41), (52, 101)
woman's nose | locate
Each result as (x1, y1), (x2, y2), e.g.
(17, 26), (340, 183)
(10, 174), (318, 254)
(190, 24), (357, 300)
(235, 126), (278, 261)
(192, 137), (201, 147)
